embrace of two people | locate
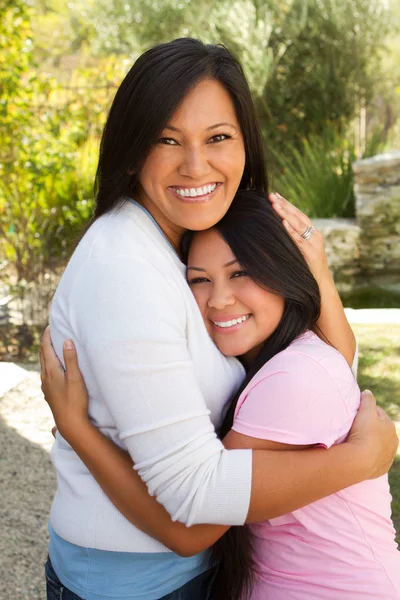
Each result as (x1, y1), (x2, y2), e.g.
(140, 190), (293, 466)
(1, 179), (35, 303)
(40, 38), (399, 600)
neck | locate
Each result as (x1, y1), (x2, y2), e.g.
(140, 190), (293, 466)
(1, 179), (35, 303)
(239, 343), (264, 370)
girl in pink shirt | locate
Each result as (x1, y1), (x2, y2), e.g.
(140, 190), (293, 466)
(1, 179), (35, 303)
(183, 190), (400, 599)
(41, 190), (399, 599)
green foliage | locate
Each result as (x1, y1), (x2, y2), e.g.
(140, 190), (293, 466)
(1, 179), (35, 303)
(0, 1), (95, 287)
(271, 127), (356, 218)
(352, 324), (400, 541)
(1, 0), (398, 303)
(78, 0), (391, 149)
(264, 0), (391, 147)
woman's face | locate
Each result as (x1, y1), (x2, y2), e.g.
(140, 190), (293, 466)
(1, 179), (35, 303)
(137, 79), (246, 250)
(187, 228), (285, 365)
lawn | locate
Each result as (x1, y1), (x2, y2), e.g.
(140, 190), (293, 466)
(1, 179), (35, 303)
(353, 324), (400, 538)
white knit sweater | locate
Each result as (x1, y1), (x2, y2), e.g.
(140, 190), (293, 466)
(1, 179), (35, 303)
(49, 201), (252, 553)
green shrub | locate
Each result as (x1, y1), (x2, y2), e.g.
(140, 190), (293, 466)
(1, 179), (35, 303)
(0, 3), (97, 285)
(270, 128), (356, 218)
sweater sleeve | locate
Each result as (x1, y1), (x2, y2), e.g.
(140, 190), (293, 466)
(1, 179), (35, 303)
(69, 256), (252, 527)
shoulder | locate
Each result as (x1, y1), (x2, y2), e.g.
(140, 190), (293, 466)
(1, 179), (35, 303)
(81, 202), (177, 263)
(52, 204), (186, 325)
(232, 333), (360, 447)
(60, 202), (184, 293)
(255, 331), (353, 385)
(236, 332), (359, 419)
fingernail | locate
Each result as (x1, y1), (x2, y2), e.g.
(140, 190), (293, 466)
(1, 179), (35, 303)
(283, 219), (290, 230)
(363, 389), (372, 394)
(64, 340), (74, 350)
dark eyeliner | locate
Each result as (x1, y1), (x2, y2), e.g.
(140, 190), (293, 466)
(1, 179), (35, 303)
(208, 133), (232, 143)
(188, 277), (210, 284)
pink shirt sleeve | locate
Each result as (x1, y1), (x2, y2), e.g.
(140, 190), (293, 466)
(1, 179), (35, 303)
(232, 349), (359, 448)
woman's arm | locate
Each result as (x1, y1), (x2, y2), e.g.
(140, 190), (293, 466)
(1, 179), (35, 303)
(57, 416), (311, 556)
(41, 333), (397, 550)
(59, 417), (229, 557)
(269, 193), (356, 366)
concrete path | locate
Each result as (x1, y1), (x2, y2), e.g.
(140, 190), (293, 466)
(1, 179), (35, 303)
(0, 364), (54, 600)
(344, 308), (400, 324)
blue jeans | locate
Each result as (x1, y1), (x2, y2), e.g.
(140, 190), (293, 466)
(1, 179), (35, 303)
(45, 557), (216, 600)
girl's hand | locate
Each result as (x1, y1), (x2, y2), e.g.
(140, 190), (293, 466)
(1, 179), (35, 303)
(269, 193), (328, 284)
(40, 327), (90, 441)
(347, 390), (398, 479)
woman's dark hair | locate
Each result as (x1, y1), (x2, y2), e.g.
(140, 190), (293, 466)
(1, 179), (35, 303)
(93, 38), (267, 219)
(182, 190), (322, 600)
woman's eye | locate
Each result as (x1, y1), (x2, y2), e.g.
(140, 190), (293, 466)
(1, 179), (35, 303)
(207, 134), (231, 144)
(231, 270), (248, 279)
(188, 277), (210, 285)
(158, 137), (178, 145)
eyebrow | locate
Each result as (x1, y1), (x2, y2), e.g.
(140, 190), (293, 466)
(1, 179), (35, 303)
(164, 122), (237, 133)
(187, 259), (239, 272)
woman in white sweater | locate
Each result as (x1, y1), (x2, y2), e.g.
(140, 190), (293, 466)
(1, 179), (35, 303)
(42, 38), (397, 600)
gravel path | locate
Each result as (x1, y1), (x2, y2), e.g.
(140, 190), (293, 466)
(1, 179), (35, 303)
(0, 364), (55, 600)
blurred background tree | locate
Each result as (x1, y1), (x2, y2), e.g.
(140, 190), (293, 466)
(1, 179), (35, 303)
(75, 0), (393, 146)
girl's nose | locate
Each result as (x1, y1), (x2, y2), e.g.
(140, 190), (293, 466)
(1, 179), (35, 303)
(207, 286), (235, 310)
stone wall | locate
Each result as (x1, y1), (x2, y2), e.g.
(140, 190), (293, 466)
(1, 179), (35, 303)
(353, 151), (400, 285)
(320, 150), (400, 296)
(314, 218), (361, 293)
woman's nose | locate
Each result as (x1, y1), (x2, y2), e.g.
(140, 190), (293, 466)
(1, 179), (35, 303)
(178, 146), (211, 179)
(207, 287), (235, 310)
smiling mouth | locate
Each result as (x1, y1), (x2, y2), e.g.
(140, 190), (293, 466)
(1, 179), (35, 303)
(212, 314), (251, 329)
(169, 182), (220, 200)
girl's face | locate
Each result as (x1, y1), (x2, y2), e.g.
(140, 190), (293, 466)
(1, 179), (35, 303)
(137, 79), (246, 250)
(187, 228), (285, 365)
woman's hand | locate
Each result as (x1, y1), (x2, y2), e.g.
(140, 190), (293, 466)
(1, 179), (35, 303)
(347, 390), (398, 479)
(269, 192), (328, 285)
(40, 327), (90, 441)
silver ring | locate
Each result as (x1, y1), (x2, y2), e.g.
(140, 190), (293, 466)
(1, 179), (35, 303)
(301, 225), (315, 240)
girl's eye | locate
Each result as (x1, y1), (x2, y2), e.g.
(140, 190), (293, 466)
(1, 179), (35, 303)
(158, 137), (178, 145)
(188, 277), (210, 285)
(207, 134), (231, 144)
(231, 270), (248, 279)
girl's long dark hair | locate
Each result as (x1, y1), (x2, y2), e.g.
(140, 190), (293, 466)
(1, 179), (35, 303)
(182, 190), (321, 600)
(93, 38), (267, 220)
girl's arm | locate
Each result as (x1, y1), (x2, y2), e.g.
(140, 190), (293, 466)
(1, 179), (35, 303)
(41, 333), (397, 555)
(269, 193), (356, 366)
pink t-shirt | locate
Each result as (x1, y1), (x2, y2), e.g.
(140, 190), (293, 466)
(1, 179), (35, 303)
(232, 331), (400, 599)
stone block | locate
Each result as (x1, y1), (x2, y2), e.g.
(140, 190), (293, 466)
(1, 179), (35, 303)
(353, 150), (400, 282)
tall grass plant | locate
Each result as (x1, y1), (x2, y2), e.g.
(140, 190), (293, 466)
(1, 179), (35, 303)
(270, 128), (356, 218)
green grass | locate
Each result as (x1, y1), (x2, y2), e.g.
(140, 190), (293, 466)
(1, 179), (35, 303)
(353, 324), (400, 538)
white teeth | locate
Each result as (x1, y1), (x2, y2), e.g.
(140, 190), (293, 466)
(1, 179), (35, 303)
(173, 183), (217, 197)
(213, 315), (250, 328)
